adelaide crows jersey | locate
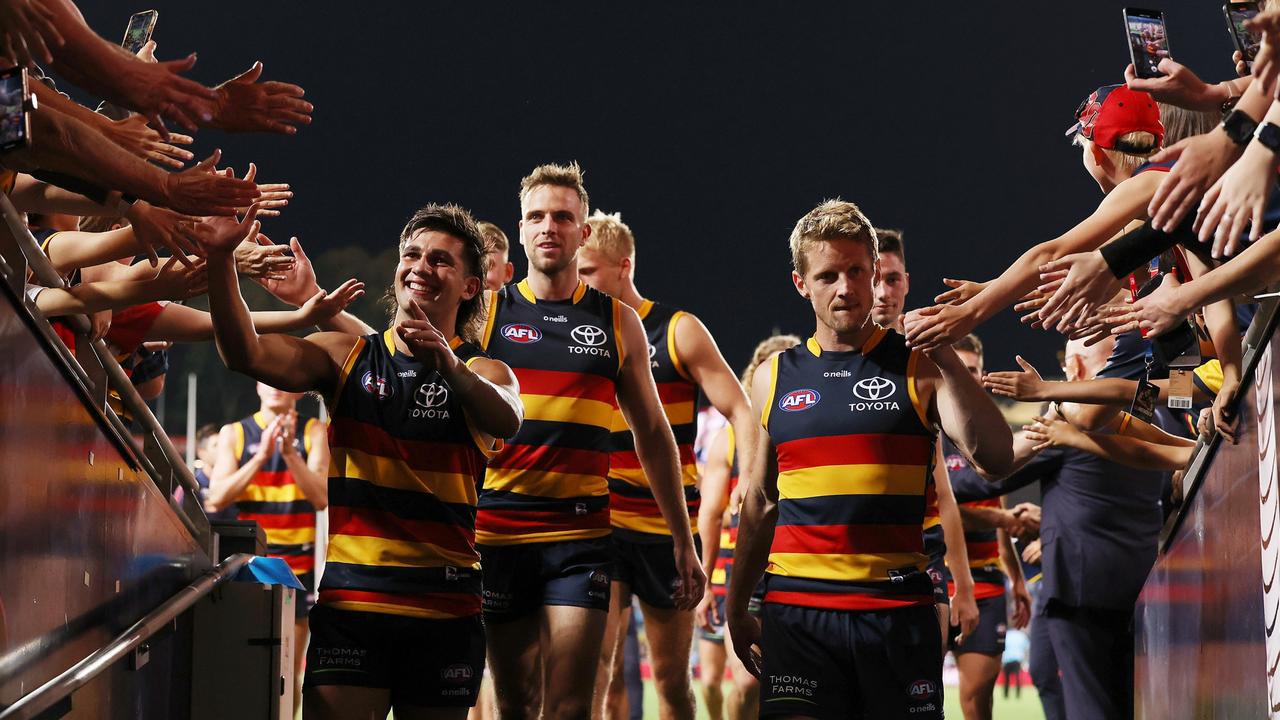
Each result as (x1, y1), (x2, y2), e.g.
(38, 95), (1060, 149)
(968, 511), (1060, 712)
(233, 412), (317, 576)
(942, 436), (1006, 599)
(320, 330), (497, 619)
(608, 300), (699, 540)
(710, 425), (740, 597)
(763, 328), (936, 610)
(477, 279), (624, 546)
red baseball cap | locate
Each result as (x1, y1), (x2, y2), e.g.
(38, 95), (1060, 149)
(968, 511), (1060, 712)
(1064, 84), (1164, 151)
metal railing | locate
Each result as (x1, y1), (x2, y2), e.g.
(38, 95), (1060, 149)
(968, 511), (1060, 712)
(0, 193), (213, 554)
(0, 554), (254, 720)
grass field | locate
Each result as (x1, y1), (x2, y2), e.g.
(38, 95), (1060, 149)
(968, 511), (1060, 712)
(642, 681), (1046, 719)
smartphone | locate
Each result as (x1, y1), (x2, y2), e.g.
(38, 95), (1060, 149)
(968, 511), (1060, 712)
(121, 10), (158, 55)
(1225, 2), (1262, 65)
(0, 66), (32, 153)
(1124, 7), (1171, 79)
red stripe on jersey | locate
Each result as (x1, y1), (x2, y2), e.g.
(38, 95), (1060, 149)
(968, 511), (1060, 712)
(775, 433), (934, 472)
(764, 589), (932, 610)
(655, 381), (697, 405)
(968, 540), (999, 564)
(328, 506), (476, 556)
(515, 367), (615, 403)
(490, 443), (609, 475)
(278, 553), (315, 573)
(240, 512), (315, 530)
(949, 581), (1006, 600)
(770, 523), (925, 555)
(609, 493), (664, 517)
(964, 498), (1002, 510)
(319, 588), (481, 616)
(609, 450), (642, 471)
(246, 469), (296, 488)
(475, 507), (611, 536)
(924, 482), (939, 519)
(329, 416), (480, 475)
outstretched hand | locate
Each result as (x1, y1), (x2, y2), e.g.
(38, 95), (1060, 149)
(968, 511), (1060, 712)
(299, 279), (365, 325)
(1103, 273), (1190, 338)
(1035, 251), (1123, 333)
(210, 62), (313, 135)
(162, 149), (261, 217)
(934, 278), (987, 306)
(983, 356), (1047, 402)
(0, 0), (64, 67)
(903, 304), (973, 352)
(199, 203), (263, 255)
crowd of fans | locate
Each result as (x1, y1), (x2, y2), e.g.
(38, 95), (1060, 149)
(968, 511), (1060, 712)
(6, 2), (1280, 720)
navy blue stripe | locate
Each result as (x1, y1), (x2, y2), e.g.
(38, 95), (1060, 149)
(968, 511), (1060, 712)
(776, 495), (924, 527)
(766, 571), (932, 597)
(267, 544), (313, 556)
(318, 561), (480, 596)
(607, 477), (699, 502)
(478, 488), (609, 513)
(330, 477), (476, 526)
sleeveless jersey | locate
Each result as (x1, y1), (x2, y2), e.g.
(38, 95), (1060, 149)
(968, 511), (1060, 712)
(608, 300), (700, 540)
(477, 279), (624, 545)
(923, 471), (943, 563)
(233, 411), (317, 576)
(710, 426), (739, 597)
(763, 329), (936, 610)
(942, 437), (1006, 599)
(320, 330), (497, 619)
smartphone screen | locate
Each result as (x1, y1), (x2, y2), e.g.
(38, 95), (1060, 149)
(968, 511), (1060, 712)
(0, 68), (29, 153)
(1125, 8), (1171, 78)
(1226, 2), (1262, 62)
(122, 10), (158, 55)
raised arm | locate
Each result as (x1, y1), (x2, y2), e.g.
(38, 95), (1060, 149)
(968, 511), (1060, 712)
(922, 346), (1014, 477)
(280, 417), (329, 511)
(206, 420), (272, 513)
(614, 303), (704, 610)
(1024, 414), (1195, 471)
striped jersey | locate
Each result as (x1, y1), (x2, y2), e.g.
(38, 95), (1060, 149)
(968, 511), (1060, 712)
(320, 330), (497, 619)
(763, 329), (937, 611)
(233, 411), (318, 576)
(477, 279), (624, 545)
(942, 437), (1006, 599)
(608, 300), (699, 540)
(710, 426), (739, 597)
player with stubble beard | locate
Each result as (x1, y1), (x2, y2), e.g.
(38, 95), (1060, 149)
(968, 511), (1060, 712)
(727, 200), (1012, 719)
(475, 163), (705, 720)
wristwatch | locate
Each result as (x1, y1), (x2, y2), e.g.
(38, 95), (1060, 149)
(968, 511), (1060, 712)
(1223, 108), (1260, 146)
(1256, 122), (1280, 154)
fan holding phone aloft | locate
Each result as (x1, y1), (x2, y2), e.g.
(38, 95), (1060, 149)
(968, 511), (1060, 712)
(1124, 7), (1171, 79)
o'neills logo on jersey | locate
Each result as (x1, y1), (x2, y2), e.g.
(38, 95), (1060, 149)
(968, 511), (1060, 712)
(569, 324), (611, 357)
(779, 388), (821, 412)
(502, 323), (542, 344)
(361, 371), (393, 399)
(849, 376), (900, 412)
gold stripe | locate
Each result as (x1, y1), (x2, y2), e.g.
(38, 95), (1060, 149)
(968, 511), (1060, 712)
(328, 337), (366, 415)
(233, 421), (245, 460)
(668, 311), (694, 382)
(726, 425), (736, 472)
(264, 526), (316, 546)
(382, 328), (397, 356)
(483, 466), (607, 499)
(330, 446), (478, 505)
(449, 335), (463, 350)
(612, 298), (626, 373)
(923, 516), (941, 529)
(761, 353), (780, 429)
(805, 337), (822, 357)
(777, 464), (929, 499)
(611, 511), (672, 535)
(906, 350), (931, 428)
(517, 279), (538, 304)
(303, 417), (316, 455)
(637, 299), (654, 320)
(609, 407), (629, 433)
(327, 534), (480, 570)
(767, 551), (926, 581)
(572, 280), (587, 304)
(481, 290), (499, 350)
(710, 568), (727, 584)
(252, 411), (268, 430)
(323, 600), (469, 620)
(240, 483), (308, 503)
(522, 393), (614, 429)
(476, 526), (609, 545)
(664, 400), (695, 426)
(861, 327), (887, 354)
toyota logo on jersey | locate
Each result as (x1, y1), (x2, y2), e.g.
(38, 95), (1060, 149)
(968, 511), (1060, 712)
(572, 324), (607, 346)
(779, 388), (821, 412)
(852, 376), (896, 401)
(502, 323), (542, 343)
(415, 382), (449, 408)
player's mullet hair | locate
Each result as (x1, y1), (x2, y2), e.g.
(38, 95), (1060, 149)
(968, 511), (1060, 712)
(584, 210), (636, 265)
(519, 161), (590, 219)
(392, 203), (490, 341)
(789, 199), (878, 275)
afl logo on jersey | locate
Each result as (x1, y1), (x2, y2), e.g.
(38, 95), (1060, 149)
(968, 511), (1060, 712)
(361, 371), (393, 399)
(502, 323), (542, 344)
(908, 679), (936, 700)
(779, 389), (821, 412)
(945, 454), (968, 472)
(852, 376), (896, 401)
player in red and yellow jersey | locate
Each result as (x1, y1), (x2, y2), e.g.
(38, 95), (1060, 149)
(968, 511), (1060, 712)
(576, 211), (757, 720)
(205, 382), (329, 707)
(199, 202), (522, 720)
(727, 200), (1013, 719)
(476, 164), (704, 720)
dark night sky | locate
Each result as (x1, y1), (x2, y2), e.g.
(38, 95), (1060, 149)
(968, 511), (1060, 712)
(76, 2), (1237, 378)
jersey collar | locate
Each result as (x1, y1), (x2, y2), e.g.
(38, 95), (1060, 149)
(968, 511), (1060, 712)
(516, 278), (588, 305)
(383, 328), (463, 357)
(805, 326), (887, 357)
(637, 299), (654, 320)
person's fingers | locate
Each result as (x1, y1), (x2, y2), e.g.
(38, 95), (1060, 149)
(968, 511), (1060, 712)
(1123, 62), (1139, 85)
(1014, 355), (1034, 373)
(261, 80), (307, 97)
(242, 162), (258, 184)
(228, 61), (265, 86)
(1226, 205), (1250, 256)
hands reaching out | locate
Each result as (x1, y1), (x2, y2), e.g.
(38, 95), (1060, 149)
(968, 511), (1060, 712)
(210, 62), (313, 135)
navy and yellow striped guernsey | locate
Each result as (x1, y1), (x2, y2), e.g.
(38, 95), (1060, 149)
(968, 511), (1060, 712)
(608, 300), (699, 539)
(710, 425), (739, 598)
(477, 279), (624, 545)
(233, 412), (318, 577)
(763, 328), (936, 610)
(320, 330), (498, 619)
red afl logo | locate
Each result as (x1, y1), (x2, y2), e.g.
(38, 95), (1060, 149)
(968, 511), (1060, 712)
(502, 323), (542, 344)
(778, 389), (820, 412)
(361, 371), (393, 399)
(908, 679), (936, 700)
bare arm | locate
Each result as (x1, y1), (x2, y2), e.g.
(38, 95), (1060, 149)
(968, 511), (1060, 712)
(282, 419), (329, 511)
(936, 442), (978, 641)
(957, 503), (1017, 533)
(924, 346), (1014, 477)
(9, 173), (117, 216)
(447, 357), (522, 441)
(697, 428), (732, 590)
(206, 423), (264, 512)
(1026, 415), (1195, 471)
(42, 228), (143, 274)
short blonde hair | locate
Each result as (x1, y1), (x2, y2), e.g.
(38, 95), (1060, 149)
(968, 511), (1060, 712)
(584, 210), (635, 265)
(789, 199), (878, 275)
(1074, 131), (1159, 177)
(477, 220), (509, 255)
(742, 334), (801, 387)
(519, 162), (590, 219)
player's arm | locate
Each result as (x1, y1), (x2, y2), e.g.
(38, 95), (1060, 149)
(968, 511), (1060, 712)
(282, 419), (329, 511)
(1025, 413), (1195, 471)
(449, 357), (522, 442)
(920, 346), (1014, 477)
(614, 303), (705, 609)
(998, 516), (1033, 630)
(936, 441), (978, 642)
(205, 422), (264, 513)
(957, 504), (1018, 533)
(726, 360), (779, 678)
(674, 312), (758, 483)
(696, 427), (732, 627)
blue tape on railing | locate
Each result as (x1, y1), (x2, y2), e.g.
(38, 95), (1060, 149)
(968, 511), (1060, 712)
(232, 557), (305, 590)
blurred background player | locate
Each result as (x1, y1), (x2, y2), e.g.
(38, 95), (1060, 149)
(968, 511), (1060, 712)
(479, 220), (516, 292)
(871, 228), (909, 332)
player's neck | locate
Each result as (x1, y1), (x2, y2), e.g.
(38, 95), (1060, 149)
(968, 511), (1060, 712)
(615, 280), (644, 310)
(525, 264), (581, 301)
(813, 318), (877, 353)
